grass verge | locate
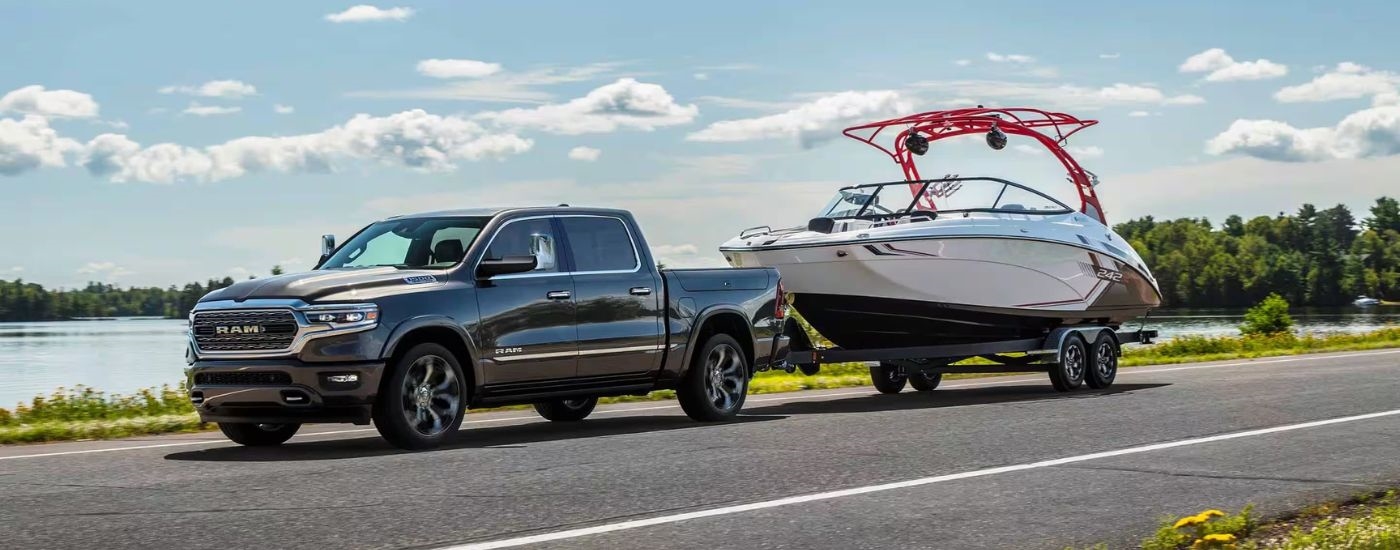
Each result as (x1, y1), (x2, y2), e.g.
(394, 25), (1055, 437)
(4, 328), (1398, 445)
(1073, 489), (1400, 549)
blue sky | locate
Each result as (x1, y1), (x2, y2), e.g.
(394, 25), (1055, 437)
(4, 0), (1400, 288)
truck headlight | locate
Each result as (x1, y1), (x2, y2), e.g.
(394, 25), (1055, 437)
(301, 305), (379, 326)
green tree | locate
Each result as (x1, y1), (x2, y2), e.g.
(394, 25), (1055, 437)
(1240, 293), (1293, 336)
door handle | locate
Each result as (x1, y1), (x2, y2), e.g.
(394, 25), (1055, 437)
(629, 287), (652, 296)
(546, 290), (572, 300)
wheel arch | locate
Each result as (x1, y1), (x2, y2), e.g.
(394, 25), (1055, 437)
(682, 306), (757, 377)
(381, 316), (480, 391)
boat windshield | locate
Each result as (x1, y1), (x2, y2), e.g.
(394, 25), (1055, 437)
(817, 178), (1073, 219)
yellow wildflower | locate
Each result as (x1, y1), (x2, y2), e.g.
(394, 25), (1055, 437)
(1203, 534), (1236, 542)
(1174, 514), (1208, 529)
(1200, 509), (1226, 519)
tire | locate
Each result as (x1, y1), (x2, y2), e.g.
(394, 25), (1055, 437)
(908, 370), (942, 391)
(533, 397), (598, 422)
(373, 342), (468, 450)
(218, 422), (300, 446)
(1085, 331), (1119, 389)
(1049, 333), (1088, 392)
(677, 334), (749, 421)
(871, 363), (908, 394)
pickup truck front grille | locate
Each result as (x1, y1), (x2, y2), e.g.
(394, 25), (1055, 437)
(194, 371), (294, 386)
(192, 310), (298, 352)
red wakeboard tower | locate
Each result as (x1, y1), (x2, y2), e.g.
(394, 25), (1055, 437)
(841, 107), (1107, 224)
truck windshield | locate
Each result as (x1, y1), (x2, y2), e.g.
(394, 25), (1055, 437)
(320, 217), (491, 269)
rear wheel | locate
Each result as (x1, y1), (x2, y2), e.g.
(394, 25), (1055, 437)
(871, 363), (908, 394)
(533, 397), (598, 422)
(373, 343), (467, 450)
(908, 370), (942, 391)
(1049, 334), (1088, 392)
(1085, 331), (1119, 389)
(677, 334), (749, 421)
(218, 422), (300, 446)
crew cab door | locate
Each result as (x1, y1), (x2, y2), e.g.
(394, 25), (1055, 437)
(558, 215), (665, 378)
(473, 216), (578, 385)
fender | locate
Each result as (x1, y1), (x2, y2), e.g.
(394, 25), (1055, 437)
(1043, 326), (1116, 363)
(381, 315), (483, 384)
(679, 304), (758, 377)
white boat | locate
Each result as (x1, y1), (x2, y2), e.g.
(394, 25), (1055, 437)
(1354, 296), (1381, 307)
(719, 107), (1162, 349)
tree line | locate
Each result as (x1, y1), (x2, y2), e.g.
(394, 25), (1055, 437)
(1115, 196), (1400, 307)
(0, 266), (283, 322)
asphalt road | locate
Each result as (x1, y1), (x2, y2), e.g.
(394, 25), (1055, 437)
(3, 350), (1400, 550)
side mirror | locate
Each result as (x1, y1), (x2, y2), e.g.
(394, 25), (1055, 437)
(476, 256), (538, 279)
(319, 234), (336, 264)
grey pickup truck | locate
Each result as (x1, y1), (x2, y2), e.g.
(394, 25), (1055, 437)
(185, 206), (790, 450)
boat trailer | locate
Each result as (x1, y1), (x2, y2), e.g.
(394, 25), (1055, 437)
(771, 321), (1158, 394)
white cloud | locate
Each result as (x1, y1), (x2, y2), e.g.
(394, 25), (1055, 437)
(324, 5), (414, 23)
(273, 104), (295, 114)
(0, 115), (82, 175)
(80, 109), (533, 183)
(568, 146), (601, 162)
(1179, 48), (1287, 82)
(477, 78), (698, 135)
(0, 85), (100, 118)
(416, 59), (503, 79)
(986, 52), (1035, 63)
(686, 90), (911, 147)
(954, 59), (972, 67)
(76, 261), (133, 280)
(911, 80), (1204, 110)
(693, 73), (709, 81)
(182, 103), (241, 117)
(1274, 62), (1400, 103)
(1163, 94), (1206, 105)
(1066, 145), (1104, 158)
(1128, 110), (1157, 117)
(1205, 105), (1400, 162)
(158, 80), (258, 99)
(1099, 53), (1121, 60)
(347, 62), (625, 104)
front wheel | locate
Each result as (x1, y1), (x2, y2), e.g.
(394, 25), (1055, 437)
(677, 334), (749, 421)
(218, 422), (300, 446)
(534, 397), (598, 422)
(373, 343), (467, 450)
(871, 363), (908, 394)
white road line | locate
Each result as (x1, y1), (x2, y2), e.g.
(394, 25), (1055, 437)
(441, 407), (1400, 550)
(1, 348), (1395, 461)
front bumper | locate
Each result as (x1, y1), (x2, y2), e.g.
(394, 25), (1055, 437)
(188, 359), (386, 425)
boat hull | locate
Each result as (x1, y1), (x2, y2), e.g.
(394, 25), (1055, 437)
(723, 236), (1161, 349)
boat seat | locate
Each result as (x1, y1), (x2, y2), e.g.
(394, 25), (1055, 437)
(807, 217), (835, 234)
(1000, 203), (1026, 210)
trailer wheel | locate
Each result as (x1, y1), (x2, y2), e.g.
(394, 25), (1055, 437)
(1085, 331), (1119, 389)
(1048, 334), (1087, 392)
(871, 363), (908, 394)
(908, 371), (942, 391)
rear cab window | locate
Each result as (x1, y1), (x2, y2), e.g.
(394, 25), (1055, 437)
(560, 217), (639, 272)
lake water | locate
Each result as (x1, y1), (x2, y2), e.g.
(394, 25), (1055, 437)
(2, 307), (1398, 409)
